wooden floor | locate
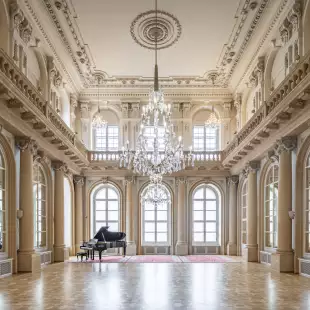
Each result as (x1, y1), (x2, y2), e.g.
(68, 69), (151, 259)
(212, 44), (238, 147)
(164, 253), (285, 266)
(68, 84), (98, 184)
(1, 261), (310, 309)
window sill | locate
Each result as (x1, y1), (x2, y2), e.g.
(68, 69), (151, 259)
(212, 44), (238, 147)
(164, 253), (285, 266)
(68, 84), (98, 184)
(141, 243), (171, 247)
(263, 247), (277, 253)
(0, 252), (8, 261)
(35, 247), (49, 253)
(192, 243), (220, 247)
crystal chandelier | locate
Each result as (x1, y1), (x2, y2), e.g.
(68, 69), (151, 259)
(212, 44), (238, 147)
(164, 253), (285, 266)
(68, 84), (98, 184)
(92, 77), (107, 129)
(205, 106), (220, 128)
(143, 178), (169, 208)
(120, 0), (194, 177)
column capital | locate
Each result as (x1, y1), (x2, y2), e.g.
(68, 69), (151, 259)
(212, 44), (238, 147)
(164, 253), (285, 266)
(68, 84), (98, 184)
(267, 150), (279, 163)
(124, 176), (135, 186)
(74, 176), (84, 186)
(227, 175), (239, 185)
(275, 136), (297, 155)
(16, 137), (38, 154)
(176, 177), (187, 186)
(242, 161), (260, 177)
(52, 161), (68, 173)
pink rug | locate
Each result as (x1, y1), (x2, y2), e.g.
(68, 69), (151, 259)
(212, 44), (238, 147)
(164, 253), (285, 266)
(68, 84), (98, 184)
(179, 255), (234, 263)
(126, 255), (182, 263)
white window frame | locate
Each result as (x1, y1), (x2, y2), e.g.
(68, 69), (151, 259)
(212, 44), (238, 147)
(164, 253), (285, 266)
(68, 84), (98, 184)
(192, 184), (220, 246)
(93, 184), (120, 236)
(0, 149), (6, 253)
(192, 125), (219, 152)
(33, 164), (47, 249)
(264, 164), (279, 250)
(93, 125), (119, 151)
(241, 180), (248, 246)
(141, 184), (171, 246)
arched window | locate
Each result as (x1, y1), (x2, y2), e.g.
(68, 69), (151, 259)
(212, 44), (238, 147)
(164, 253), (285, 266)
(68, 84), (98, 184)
(0, 149), (5, 252)
(192, 184), (221, 244)
(241, 180), (248, 245)
(33, 164), (47, 248)
(141, 184), (171, 245)
(64, 177), (72, 248)
(264, 165), (279, 248)
(305, 154), (310, 253)
(92, 184), (120, 235)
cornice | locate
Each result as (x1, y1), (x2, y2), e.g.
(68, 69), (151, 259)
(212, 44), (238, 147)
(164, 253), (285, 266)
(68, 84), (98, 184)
(23, 0), (79, 92)
(234, 0), (289, 90)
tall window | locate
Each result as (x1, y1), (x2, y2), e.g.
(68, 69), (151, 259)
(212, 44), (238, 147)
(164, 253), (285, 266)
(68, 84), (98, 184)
(193, 125), (219, 151)
(241, 180), (248, 245)
(305, 154), (310, 253)
(0, 150), (5, 252)
(141, 184), (171, 245)
(93, 126), (119, 151)
(33, 165), (47, 248)
(264, 165), (279, 248)
(192, 184), (220, 244)
(64, 177), (72, 248)
(143, 126), (165, 151)
(93, 184), (120, 235)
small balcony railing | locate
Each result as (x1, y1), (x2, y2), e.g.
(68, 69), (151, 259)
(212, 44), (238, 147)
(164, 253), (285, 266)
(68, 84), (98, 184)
(88, 150), (222, 163)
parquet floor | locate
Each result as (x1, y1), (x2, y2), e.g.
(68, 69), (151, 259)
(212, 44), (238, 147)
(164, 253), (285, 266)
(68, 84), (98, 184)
(1, 261), (310, 310)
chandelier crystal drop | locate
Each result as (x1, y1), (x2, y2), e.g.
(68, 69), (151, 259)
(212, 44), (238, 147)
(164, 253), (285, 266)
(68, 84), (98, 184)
(92, 78), (107, 129)
(119, 0), (194, 179)
(205, 106), (221, 128)
(143, 181), (169, 208)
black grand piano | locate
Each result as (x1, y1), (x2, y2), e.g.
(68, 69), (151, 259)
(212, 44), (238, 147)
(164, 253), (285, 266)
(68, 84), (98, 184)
(80, 226), (126, 260)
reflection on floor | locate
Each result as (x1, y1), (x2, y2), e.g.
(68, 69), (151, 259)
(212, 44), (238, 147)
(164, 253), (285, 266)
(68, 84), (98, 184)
(1, 261), (310, 310)
(70, 255), (241, 263)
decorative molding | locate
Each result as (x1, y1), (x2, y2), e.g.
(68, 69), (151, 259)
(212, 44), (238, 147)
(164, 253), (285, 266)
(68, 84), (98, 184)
(227, 175), (239, 185)
(235, 0), (289, 89)
(15, 137), (38, 154)
(267, 150), (279, 163)
(275, 136), (297, 154)
(130, 10), (182, 50)
(52, 161), (68, 172)
(242, 161), (260, 177)
(124, 176), (135, 185)
(176, 177), (187, 186)
(73, 175), (84, 186)
(101, 177), (109, 184)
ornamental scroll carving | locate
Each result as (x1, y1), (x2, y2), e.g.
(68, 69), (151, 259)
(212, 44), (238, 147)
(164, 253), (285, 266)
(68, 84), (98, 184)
(275, 136), (297, 155)
(73, 176), (84, 186)
(227, 175), (239, 186)
(52, 161), (68, 173)
(16, 137), (38, 154)
(242, 161), (260, 178)
(124, 176), (135, 186)
(176, 177), (187, 187)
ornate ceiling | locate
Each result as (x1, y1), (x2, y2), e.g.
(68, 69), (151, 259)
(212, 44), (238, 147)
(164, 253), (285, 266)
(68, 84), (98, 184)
(33, 0), (285, 90)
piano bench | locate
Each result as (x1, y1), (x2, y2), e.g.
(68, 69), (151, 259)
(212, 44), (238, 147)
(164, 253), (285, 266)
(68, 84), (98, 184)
(76, 252), (88, 261)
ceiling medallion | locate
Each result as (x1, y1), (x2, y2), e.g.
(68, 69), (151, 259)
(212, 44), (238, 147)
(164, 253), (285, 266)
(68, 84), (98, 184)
(130, 10), (182, 50)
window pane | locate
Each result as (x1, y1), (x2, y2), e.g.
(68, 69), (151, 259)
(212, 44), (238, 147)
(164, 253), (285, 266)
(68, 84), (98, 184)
(194, 188), (203, 199)
(145, 222), (155, 232)
(145, 202), (155, 211)
(194, 211), (204, 221)
(157, 211), (167, 221)
(107, 211), (118, 221)
(194, 233), (204, 242)
(107, 200), (118, 210)
(157, 233), (167, 242)
(193, 200), (204, 210)
(206, 222), (216, 232)
(206, 200), (216, 210)
(108, 188), (118, 199)
(107, 222), (119, 232)
(96, 222), (104, 233)
(206, 233), (216, 242)
(145, 211), (155, 221)
(96, 211), (106, 221)
(156, 222), (167, 233)
(96, 189), (106, 199)
(205, 188), (216, 199)
(206, 211), (216, 221)
(193, 222), (204, 232)
(145, 233), (155, 242)
(96, 201), (106, 210)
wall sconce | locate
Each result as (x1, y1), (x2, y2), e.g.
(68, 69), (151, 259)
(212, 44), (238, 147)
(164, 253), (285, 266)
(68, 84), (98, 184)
(288, 210), (295, 220)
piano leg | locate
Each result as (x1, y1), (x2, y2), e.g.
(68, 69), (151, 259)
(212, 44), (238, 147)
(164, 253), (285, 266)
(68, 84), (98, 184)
(99, 250), (102, 261)
(123, 244), (126, 257)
